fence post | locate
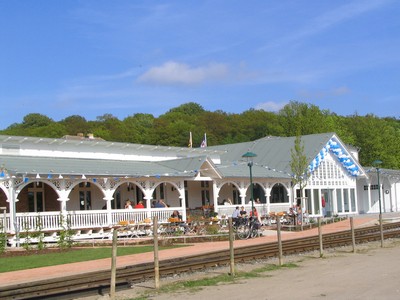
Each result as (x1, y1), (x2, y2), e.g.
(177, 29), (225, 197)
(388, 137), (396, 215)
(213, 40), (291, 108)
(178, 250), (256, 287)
(277, 217), (283, 266)
(379, 214), (384, 248)
(318, 217), (323, 257)
(153, 216), (160, 289)
(350, 217), (356, 253)
(110, 229), (118, 299)
(228, 217), (235, 276)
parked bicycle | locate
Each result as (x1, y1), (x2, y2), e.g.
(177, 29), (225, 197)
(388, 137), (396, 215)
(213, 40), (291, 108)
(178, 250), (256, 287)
(236, 216), (261, 240)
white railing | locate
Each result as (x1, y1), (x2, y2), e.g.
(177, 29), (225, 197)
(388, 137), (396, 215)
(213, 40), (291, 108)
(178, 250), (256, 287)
(9, 208), (183, 233)
(16, 212), (62, 231)
(68, 210), (109, 228)
(1, 214), (11, 232)
(111, 209), (149, 225)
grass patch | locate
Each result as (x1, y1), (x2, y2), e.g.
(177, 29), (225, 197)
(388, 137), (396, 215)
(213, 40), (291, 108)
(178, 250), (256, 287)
(135, 262), (299, 299)
(0, 245), (185, 273)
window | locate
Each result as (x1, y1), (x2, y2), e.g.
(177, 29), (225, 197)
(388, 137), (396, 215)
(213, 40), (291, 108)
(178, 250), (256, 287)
(112, 190), (121, 209)
(28, 191), (44, 212)
(344, 189), (349, 212)
(201, 181), (209, 188)
(201, 181), (211, 206)
(350, 189), (356, 212)
(270, 184), (288, 203)
(27, 183), (45, 212)
(232, 186), (240, 204)
(313, 189), (320, 215)
(364, 185), (378, 190)
(79, 182), (92, 210)
(201, 190), (210, 206)
(79, 191), (91, 210)
(336, 189), (343, 213)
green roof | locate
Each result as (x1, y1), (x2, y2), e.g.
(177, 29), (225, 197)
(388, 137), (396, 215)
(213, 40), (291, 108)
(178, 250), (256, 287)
(208, 133), (337, 179)
(0, 132), (367, 180)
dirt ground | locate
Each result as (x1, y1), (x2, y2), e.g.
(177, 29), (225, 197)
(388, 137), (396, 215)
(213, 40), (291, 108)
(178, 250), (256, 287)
(78, 238), (400, 300)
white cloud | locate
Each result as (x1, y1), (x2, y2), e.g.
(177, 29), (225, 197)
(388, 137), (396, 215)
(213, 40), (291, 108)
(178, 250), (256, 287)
(254, 101), (287, 112)
(137, 61), (229, 85)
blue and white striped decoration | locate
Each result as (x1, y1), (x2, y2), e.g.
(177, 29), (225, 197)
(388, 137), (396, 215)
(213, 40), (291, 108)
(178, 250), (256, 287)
(308, 138), (360, 177)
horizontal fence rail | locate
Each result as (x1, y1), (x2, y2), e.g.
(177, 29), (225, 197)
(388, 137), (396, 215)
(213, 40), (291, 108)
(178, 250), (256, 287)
(1, 222), (399, 300)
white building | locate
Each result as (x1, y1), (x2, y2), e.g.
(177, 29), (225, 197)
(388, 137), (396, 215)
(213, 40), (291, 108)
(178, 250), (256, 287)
(1, 132), (399, 244)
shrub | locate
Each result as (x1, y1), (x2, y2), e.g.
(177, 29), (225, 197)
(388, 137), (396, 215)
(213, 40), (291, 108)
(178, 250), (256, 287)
(0, 224), (6, 254)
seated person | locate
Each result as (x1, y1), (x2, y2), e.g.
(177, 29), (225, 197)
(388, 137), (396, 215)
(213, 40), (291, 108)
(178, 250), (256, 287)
(224, 198), (233, 205)
(170, 210), (183, 222)
(124, 199), (133, 209)
(134, 200), (145, 209)
(170, 210), (189, 233)
(155, 199), (167, 208)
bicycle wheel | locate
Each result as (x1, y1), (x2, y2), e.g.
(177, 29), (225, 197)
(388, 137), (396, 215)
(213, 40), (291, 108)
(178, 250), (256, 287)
(250, 227), (259, 238)
(236, 224), (250, 240)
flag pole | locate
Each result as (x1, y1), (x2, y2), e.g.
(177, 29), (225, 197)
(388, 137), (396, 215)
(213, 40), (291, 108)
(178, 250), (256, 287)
(188, 132), (193, 148)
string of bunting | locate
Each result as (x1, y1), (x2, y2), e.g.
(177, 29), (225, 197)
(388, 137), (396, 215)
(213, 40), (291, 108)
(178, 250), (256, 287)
(2, 152), (399, 183)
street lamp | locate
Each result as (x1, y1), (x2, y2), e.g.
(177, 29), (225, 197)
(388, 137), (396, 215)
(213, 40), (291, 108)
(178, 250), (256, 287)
(242, 151), (257, 215)
(372, 159), (383, 247)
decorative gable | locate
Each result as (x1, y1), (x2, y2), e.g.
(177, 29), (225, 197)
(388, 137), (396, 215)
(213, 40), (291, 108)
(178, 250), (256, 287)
(309, 137), (360, 177)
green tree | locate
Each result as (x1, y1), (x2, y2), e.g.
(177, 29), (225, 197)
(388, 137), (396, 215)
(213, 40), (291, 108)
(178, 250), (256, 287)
(279, 101), (332, 136)
(122, 113), (155, 144)
(22, 113), (54, 128)
(60, 115), (89, 136)
(290, 135), (310, 199)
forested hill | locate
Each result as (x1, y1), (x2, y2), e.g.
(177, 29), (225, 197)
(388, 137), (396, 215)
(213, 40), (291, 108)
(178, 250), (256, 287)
(1, 101), (399, 169)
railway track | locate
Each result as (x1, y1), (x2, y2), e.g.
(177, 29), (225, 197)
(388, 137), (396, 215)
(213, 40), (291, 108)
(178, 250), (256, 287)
(1, 222), (400, 300)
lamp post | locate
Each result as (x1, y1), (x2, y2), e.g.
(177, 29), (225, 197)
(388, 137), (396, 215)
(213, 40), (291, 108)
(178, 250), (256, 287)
(372, 159), (383, 247)
(242, 151), (257, 215)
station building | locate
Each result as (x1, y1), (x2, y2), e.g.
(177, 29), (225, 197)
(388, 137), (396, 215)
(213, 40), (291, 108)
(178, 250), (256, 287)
(0, 132), (399, 244)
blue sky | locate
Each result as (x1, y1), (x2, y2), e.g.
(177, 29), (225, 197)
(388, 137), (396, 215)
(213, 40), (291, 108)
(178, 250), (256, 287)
(1, 0), (399, 130)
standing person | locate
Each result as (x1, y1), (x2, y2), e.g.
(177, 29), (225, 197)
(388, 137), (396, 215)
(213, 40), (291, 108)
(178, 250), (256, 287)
(232, 206), (240, 226)
(297, 204), (303, 225)
(249, 207), (261, 230)
(249, 207), (261, 223)
(321, 196), (326, 217)
(239, 206), (247, 217)
(124, 200), (133, 210)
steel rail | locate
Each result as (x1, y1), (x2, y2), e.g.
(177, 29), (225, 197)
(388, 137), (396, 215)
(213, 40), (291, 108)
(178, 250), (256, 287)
(1, 222), (400, 300)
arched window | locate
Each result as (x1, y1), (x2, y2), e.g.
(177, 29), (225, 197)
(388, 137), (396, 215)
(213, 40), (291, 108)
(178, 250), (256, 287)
(270, 183), (289, 203)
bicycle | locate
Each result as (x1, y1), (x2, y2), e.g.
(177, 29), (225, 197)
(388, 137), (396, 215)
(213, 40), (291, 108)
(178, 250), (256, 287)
(236, 217), (261, 240)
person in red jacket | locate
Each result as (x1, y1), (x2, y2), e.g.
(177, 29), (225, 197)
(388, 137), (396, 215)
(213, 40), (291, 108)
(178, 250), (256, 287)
(134, 200), (145, 209)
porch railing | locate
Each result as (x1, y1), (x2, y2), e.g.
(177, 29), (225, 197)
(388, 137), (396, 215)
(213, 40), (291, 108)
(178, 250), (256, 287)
(2, 205), (295, 234)
(2, 207), (184, 233)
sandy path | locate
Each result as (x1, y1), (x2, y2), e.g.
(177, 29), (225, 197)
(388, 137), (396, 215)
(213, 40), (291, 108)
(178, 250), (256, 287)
(80, 239), (400, 300)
